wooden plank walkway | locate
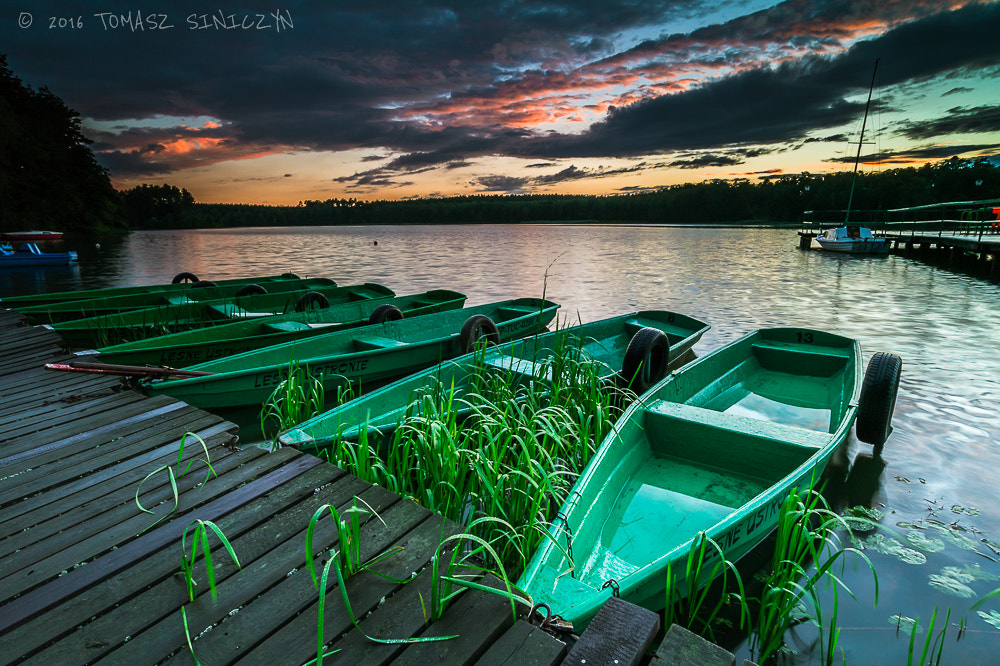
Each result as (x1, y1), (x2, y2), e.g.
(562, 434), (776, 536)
(0, 309), (569, 665)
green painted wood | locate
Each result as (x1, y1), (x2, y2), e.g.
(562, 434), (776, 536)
(282, 309), (710, 450)
(474, 621), (567, 666)
(560, 596), (659, 666)
(142, 298), (560, 410)
(95, 289), (467, 367)
(650, 624), (736, 666)
(519, 327), (863, 628)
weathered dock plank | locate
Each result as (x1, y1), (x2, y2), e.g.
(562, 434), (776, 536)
(0, 313), (579, 666)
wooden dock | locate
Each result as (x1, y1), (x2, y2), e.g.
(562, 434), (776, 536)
(0, 309), (571, 665)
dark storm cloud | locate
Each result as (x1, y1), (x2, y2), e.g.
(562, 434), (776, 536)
(895, 105), (1000, 141)
(526, 2), (1000, 159)
(5, 0), (999, 185)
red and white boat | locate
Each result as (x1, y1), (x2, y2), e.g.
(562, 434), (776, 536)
(0, 230), (64, 242)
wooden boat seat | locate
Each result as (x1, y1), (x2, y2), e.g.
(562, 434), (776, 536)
(644, 400), (832, 450)
(496, 305), (541, 317)
(484, 354), (552, 381)
(749, 342), (851, 376)
(353, 336), (408, 351)
(263, 321), (313, 333)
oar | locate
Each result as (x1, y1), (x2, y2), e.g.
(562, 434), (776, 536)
(45, 361), (215, 379)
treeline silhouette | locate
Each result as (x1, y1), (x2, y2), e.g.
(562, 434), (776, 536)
(0, 54), (124, 235)
(123, 157), (999, 230)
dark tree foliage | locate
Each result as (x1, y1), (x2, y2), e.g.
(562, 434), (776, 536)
(142, 156), (997, 230)
(0, 54), (124, 235)
(121, 184), (196, 229)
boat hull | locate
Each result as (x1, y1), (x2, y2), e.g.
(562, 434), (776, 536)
(49, 283), (394, 348)
(279, 310), (711, 451)
(94, 290), (467, 366)
(142, 298), (559, 409)
(517, 327), (862, 629)
(815, 238), (890, 254)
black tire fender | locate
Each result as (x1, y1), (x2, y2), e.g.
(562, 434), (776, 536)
(172, 272), (199, 284)
(855, 351), (902, 452)
(296, 291), (330, 311)
(460, 315), (500, 353)
(621, 327), (670, 394)
(191, 280), (216, 288)
(368, 303), (404, 325)
(236, 284), (268, 297)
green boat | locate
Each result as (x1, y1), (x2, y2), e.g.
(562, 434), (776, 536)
(93, 289), (467, 367)
(279, 310), (710, 452)
(17, 276), (340, 323)
(49, 283), (394, 349)
(141, 298), (560, 410)
(0, 272), (302, 309)
(517, 328), (901, 629)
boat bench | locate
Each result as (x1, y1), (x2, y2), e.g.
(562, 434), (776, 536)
(484, 354), (552, 382)
(353, 336), (408, 351)
(263, 321), (313, 333)
(644, 400), (832, 450)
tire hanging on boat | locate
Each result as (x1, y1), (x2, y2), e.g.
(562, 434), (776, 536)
(855, 351), (902, 453)
(191, 280), (217, 288)
(296, 291), (330, 311)
(460, 314), (500, 353)
(172, 272), (199, 284)
(236, 284), (268, 297)
(621, 327), (670, 394)
(368, 303), (404, 324)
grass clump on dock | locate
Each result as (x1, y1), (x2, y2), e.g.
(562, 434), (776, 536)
(260, 361), (326, 449)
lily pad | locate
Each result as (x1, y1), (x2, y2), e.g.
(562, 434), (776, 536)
(950, 505), (981, 516)
(977, 610), (1000, 630)
(889, 615), (922, 634)
(928, 573), (976, 598)
(906, 531), (946, 553)
(862, 534), (927, 565)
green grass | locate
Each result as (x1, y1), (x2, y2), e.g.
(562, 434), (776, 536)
(317, 328), (629, 578)
(260, 361), (326, 449)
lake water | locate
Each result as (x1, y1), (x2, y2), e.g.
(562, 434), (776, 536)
(4, 224), (1000, 664)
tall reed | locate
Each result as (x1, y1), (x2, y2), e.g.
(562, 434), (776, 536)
(260, 361), (325, 449)
(319, 327), (628, 577)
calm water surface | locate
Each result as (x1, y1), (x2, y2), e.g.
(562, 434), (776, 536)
(4, 225), (1000, 664)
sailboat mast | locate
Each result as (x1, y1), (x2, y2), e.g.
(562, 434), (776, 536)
(845, 58), (879, 225)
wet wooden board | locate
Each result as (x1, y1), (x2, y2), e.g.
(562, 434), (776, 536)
(0, 313), (572, 665)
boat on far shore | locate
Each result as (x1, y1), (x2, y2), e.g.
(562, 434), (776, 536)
(815, 225), (890, 254)
(0, 230), (64, 242)
(0, 242), (77, 268)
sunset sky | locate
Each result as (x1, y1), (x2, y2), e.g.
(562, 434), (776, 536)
(5, 0), (1000, 204)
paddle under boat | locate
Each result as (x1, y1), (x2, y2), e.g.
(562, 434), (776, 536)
(48, 283), (394, 349)
(16, 276), (345, 323)
(138, 298), (560, 410)
(0, 243), (77, 268)
(279, 310), (710, 453)
(0, 272), (303, 309)
(517, 327), (901, 629)
(92, 289), (467, 367)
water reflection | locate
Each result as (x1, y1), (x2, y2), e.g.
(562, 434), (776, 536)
(4, 224), (1000, 663)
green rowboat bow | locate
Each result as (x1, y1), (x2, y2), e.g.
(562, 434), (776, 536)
(0, 272), (301, 309)
(517, 328), (901, 629)
(279, 310), (710, 452)
(141, 298), (560, 410)
(93, 290), (467, 367)
(18, 276), (340, 323)
(49, 283), (394, 349)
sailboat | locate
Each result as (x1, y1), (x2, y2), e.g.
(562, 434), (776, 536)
(815, 59), (890, 255)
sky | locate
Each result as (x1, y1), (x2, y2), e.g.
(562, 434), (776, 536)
(4, 0), (1000, 205)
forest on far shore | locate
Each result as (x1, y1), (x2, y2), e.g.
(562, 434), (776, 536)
(122, 155), (1000, 231)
